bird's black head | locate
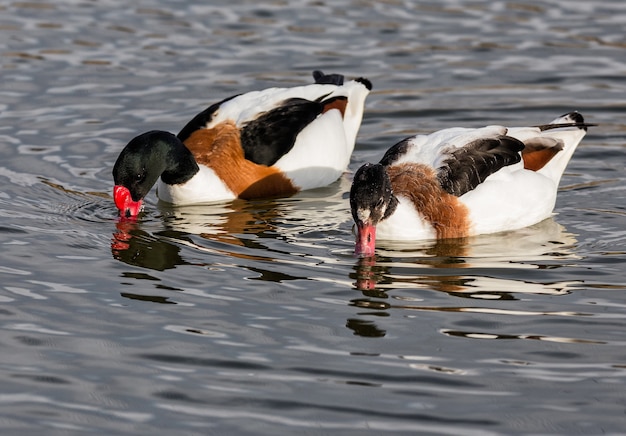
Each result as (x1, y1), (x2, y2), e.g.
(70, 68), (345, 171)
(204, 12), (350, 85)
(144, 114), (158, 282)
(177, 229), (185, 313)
(350, 163), (396, 226)
(112, 131), (174, 202)
(350, 163), (397, 256)
(112, 130), (197, 217)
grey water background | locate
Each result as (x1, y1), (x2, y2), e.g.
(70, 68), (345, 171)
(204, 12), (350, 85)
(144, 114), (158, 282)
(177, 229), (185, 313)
(1, 0), (625, 434)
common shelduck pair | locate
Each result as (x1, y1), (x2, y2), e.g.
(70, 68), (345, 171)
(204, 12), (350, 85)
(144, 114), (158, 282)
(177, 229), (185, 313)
(112, 70), (592, 256)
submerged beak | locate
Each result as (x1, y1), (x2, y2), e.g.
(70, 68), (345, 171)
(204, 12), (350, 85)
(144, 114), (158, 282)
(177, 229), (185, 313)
(354, 221), (377, 257)
(113, 185), (143, 218)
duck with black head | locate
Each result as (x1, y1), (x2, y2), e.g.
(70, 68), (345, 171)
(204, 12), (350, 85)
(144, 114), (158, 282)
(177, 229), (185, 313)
(112, 70), (372, 218)
(350, 112), (593, 257)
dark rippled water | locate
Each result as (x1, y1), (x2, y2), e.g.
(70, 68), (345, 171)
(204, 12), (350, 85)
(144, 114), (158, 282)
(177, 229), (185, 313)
(1, 1), (625, 434)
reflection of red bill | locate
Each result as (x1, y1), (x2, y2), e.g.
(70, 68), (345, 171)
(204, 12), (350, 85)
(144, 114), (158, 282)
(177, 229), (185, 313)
(355, 257), (377, 291)
(113, 185), (143, 218)
(110, 239), (130, 251)
(356, 275), (377, 291)
(111, 220), (134, 252)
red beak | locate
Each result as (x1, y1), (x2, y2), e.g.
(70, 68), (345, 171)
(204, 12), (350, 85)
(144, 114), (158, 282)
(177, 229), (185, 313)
(354, 222), (376, 257)
(113, 185), (143, 218)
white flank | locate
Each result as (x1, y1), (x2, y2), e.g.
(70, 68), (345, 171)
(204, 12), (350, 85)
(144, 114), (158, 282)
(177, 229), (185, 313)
(274, 109), (349, 190)
(339, 80), (370, 154)
(156, 166), (235, 205)
(375, 195), (437, 241)
(459, 163), (558, 235)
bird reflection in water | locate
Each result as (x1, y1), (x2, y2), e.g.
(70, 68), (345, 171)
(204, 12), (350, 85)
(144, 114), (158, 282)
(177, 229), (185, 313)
(348, 239), (470, 337)
(352, 238), (470, 293)
(112, 219), (191, 271)
(348, 219), (581, 337)
(111, 178), (351, 273)
(111, 198), (282, 271)
(110, 199), (291, 304)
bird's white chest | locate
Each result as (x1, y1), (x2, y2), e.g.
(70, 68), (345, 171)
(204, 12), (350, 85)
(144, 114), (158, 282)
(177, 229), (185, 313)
(376, 196), (437, 241)
(156, 166), (236, 205)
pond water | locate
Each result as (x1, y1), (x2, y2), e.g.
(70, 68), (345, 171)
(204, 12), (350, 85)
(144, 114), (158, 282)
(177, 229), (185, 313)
(1, 0), (625, 434)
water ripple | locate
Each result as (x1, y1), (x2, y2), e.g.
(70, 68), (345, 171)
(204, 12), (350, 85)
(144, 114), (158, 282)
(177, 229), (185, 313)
(1, 0), (625, 434)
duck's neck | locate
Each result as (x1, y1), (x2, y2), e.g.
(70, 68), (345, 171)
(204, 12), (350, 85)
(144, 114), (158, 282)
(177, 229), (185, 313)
(160, 136), (200, 185)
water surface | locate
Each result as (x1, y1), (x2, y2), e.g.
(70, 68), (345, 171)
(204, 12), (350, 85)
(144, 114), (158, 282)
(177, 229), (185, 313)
(1, 1), (625, 434)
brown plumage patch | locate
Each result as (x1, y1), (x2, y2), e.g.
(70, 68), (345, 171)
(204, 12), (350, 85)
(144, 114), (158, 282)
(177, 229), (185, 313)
(387, 163), (471, 239)
(321, 96), (348, 117)
(183, 122), (298, 198)
(521, 137), (564, 171)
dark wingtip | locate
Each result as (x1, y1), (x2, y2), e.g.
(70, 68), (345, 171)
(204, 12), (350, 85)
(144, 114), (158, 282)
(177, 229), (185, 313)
(379, 137), (412, 167)
(355, 77), (373, 91)
(312, 70), (372, 90)
(536, 112), (597, 132)
(560, 111), (598, 132)
(312, 70), (344, 86)
(563, 111), (585, 124)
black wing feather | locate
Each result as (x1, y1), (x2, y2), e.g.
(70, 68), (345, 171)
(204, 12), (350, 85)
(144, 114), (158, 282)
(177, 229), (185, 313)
(313, 70), (344, 86)
(176, 95), (239, 143)
(176, 93), (343, 167)
(379, 137), (412, 167)
(437, 136), (525, 197)
(240, 97), (332, 166)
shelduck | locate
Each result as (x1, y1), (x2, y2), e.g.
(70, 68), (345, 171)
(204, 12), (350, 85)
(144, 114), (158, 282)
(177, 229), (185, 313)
(350, 112), (592, 256)
(113, 70), (372, 217)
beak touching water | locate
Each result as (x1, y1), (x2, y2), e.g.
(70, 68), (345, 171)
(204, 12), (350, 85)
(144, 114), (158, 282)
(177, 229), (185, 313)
(113, 185), (143, 218)
(354, 221), (376, 257)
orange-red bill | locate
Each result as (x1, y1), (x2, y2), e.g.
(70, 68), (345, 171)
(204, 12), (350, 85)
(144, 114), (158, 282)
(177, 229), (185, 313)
(113, 185), (143, 218)
(354, 222), (376, 257)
